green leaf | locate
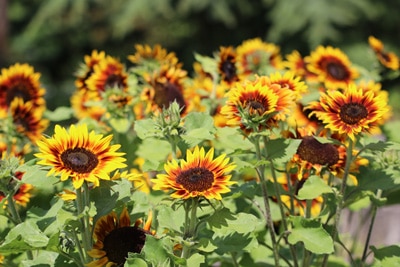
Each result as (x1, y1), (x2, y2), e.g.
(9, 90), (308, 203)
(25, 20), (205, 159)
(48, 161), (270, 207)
(141, 235), (184, 266)
(0, 221), (49, 253)
(156, 204), (185, 234)
(134, 118), (161, 139)
(182, 112), (216, 146)
(288, 216), (334, 254)
(109, 117), (131, 133)
(187, 253), (205, 267)
(371, 245), (400, 267)
(193, 53), (218, 78)
(265, 138), (301, 163)
(44, 106), (73, 121)
(297, 175), (333, 200)
(361, 140), (391, 152)
(19, 164), (59, 192)
(136, 138), (171, 171)
(205, 207), (235, 229)
(358, 166), (396, 191)
(212, 232), (253, 255)
(124, 257), (148, 267)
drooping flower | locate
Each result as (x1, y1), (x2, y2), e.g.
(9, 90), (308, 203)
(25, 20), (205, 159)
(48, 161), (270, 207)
(305, 46), (359, 90)
(368, 36), (400, 70)
(0, 63), (46, 111)
(306, 84), (389, 140)
(221, 75), (294, 134)
(153, 146), (236, 200)
(236, 38), (283, 75)
(87, 207), (153, 267)
(35, 124), (127, 189)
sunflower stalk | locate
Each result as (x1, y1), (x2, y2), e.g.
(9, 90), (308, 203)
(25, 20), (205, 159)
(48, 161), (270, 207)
(75, 182), (92, 263)
(181, 197), (199, 262)
(6, 189), (34, 260)
(251, 134), (280, 267)
(263, 136), (299, 267)
(322, 138), (354, 267)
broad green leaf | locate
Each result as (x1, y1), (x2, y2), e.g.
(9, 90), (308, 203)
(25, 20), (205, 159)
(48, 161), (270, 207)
(358, 166), (396, 191)
(265, 138), (301, 164)
(193, 53), (218, 77)
(297, 175), (333, 200)
(361, 140), (391, 152)
(288, 216), (334, 254)
(136, 138), (171, 171)
(125, 257), (148, 267)
(44, 106), (73, 121)
(182, 112), (216, 146)
(156, 204), (185, 233)
(20, 251), (59, 267)
(109, 117), (131, 133)
(0, 221), (49, 253)
(91, 181), (119, 220)
(212, 232), (253, 255)
(205, 207), (235, 229)
(19, 164), (59, 192)
(141, 235), (185, 266)
(187, 253), (205, 267)
(134, 118), (160, 139)
(371, 245), (400, 267)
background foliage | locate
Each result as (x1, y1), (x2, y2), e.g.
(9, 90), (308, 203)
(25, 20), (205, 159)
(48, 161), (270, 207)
(2, 0), (400, 111)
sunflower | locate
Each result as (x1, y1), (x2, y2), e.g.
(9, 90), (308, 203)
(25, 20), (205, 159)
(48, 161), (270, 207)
(268, 71), (308, 101)
(70, 90), (106, 121)
(8, 97), (49, 143)
(75, 50), (107, 91)
(0, 63), (46, 111)
(0, 171), (33, 207)
(221, 75), (294, 134)
(87, 207), (153, 267)
(217, 46), (240, 85)
(305, 46), (359, 90)
(283, 50), (319, 83)
(306, 84), (389, 141)
(368, 36), (400, 70)
(128, 44), (180, 67)
(139, 64), (188, 117)
(85, 56), (128, 93)
(236, 38), (283, 75)
(153, 146), (236, 200)
(35, 124), (127, 189)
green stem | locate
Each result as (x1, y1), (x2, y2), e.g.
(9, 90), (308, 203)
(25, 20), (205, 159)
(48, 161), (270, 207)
(263, 136), (299, 267)
(75, 182), (92, 263)
(230, 252), (240, 267)
(71, 226), (87, 267)
(181, 198), (199, 261)
(6, 192), (34, 260)
(322, 138), (354, 267)
(252, 136), (280, 267)
(361, 189), (382, 264)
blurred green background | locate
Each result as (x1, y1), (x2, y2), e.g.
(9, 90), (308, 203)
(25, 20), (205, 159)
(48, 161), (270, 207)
(1, 0), (399, 111)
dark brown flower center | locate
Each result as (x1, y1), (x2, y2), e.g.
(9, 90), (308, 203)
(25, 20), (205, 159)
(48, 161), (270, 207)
(176, 167), (214, 192)
(103, 226), (147, 265)
(60, 148), (99, 173)
(326, 62), (348, 81)
(220, 56), (238, 83)
(247, 100), (266, 115)
(154, 82), (186, 114)
(6, 80), (34, 105)
(339, 103), (368, 125)
(105, 74), (125, 89)
(297, 136), (339, 166)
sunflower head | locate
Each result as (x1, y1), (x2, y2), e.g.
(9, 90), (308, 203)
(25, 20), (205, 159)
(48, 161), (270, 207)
(368, 36), (400, 70)
(306, 84), (390, 141)
(75, 50), (107, 90)
(305, 46), (359, 90)
(153, 146), (236, 200)
(35, 124), (127, 189)
(218, 46), (239, 84)
(221, 75), (294, 134)
(0, 63), (46, 111)
(87, 207), (153, 267)
(8, 97), (49, 143)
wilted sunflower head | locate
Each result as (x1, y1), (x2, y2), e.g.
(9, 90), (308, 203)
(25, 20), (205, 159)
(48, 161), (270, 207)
(153, 146), (236, 200)
(87, 207), (153, 267)
(35, 124), (127, 189)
